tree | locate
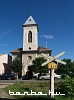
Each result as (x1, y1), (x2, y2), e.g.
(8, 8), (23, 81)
(55, 58), (74, 77)
(32, 57), (48, 74)
(10, 58), (23, 79)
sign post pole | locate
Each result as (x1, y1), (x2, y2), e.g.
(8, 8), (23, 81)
(48, 62), (57, 98)
(50, 68), (54, 98)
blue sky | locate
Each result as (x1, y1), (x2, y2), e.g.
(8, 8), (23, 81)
(0, 0), (74, 61)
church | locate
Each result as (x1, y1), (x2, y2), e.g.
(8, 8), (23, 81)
(10, 16), (52, 76)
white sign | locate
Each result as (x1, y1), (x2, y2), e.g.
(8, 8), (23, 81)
(9, 90), (65, 96)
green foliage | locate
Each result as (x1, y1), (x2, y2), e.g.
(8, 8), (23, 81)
(4, 81), (74, 100)
(11, 58), (22, 74)
(32, 57), (48, 73)
(55, 59), (74, 76)
(57, 75), (74, 97)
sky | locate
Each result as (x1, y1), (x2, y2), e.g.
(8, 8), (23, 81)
(0, 0), (74, 61)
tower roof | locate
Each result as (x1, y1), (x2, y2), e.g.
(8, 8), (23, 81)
(23, 16), (37, 26)
(22, 16), (39, 31)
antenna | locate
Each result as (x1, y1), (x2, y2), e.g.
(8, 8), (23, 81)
(46, 38), (47, 48)
(40, 35), (54, 48)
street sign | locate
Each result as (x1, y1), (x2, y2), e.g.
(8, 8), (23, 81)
(48, 62), (57, 69)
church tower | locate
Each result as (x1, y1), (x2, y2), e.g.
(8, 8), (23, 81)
(22, 16), (39, 76)
(22, 16), (38, 51)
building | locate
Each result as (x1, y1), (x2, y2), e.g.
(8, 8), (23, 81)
(10, 16), (52, 76)
(0, 54), (12, 74)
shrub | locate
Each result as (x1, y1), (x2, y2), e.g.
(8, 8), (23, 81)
(56, 75), (74, 97)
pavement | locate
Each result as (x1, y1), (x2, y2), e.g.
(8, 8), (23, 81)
(0, 83), (16, 99)
(0, 83), (14, 88)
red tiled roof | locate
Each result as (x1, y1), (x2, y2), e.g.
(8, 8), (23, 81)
(10, 46), (50, 53)
(10, 48), (22, 53)
(38, 46), (49, 51)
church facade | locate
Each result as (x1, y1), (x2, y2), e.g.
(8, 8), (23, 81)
(10, 16), (52, 76)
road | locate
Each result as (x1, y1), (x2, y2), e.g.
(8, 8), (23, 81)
(0, 79), (50, 83)
(0, 79), (50, 88)
(0, 79), (61, 83)
(0, 79), (61, 89)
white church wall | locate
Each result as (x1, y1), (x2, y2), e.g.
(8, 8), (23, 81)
(23, 26), (38, 51)
(22, 53), (37, 75)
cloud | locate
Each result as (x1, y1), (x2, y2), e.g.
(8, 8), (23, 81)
(40, 35), (54, 39)
(3, 44), (8, 46)
(0, 43), (8, 46)
(0, 30), (12, 37)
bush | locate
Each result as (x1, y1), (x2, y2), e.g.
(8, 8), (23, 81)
(57, 75), (74, 97)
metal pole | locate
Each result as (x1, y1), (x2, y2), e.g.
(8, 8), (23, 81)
(46, 39), (47, 48)
(50, 69), (54, 98)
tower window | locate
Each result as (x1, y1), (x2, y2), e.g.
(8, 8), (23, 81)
(28, 56), (32, 60)
(29, 19), (31, 21)
(29, 47), (31, 50)
(28, 31), (32, 43)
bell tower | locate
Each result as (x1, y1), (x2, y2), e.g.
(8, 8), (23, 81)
(22, 16), (38, 51)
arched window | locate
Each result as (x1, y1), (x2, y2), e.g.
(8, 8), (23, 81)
(28, 31), (32, 43)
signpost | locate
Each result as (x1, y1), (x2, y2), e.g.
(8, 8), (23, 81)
(41, 52), (66, 98)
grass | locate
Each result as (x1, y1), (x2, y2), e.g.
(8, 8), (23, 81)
(4, 81), (74, 100)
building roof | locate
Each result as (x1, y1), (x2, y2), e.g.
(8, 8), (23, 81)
(0, 54), (3, 56)
(23, 16), (36, 26)
(10, 48), (22, 53)
(10, 46), (51, 53)
(0, 54), (8, 56)
(38, 46), (49, 51)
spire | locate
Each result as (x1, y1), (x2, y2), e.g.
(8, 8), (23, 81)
(23, 16), (36, 26)
(22, 16), (38, 32)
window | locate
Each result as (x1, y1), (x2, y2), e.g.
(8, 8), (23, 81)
(29, 19), (31, 21)
(28, 56), (32, 60)
(29, 47), (31, 50)
(28, 31), (32, 43)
